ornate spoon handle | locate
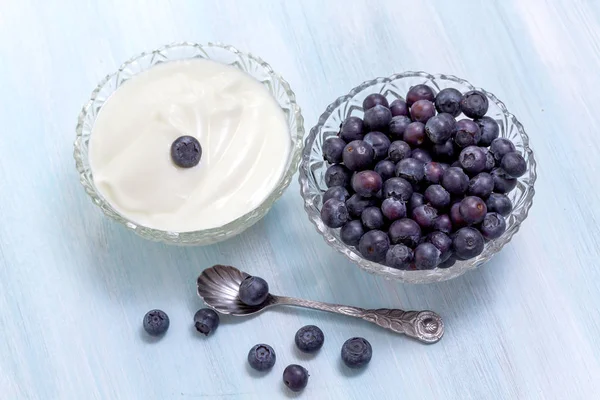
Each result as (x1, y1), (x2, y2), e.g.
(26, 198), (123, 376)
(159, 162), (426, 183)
(273, 295), (444, 344)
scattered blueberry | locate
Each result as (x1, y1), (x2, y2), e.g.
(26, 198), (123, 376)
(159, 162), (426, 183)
(459, 196), (487, 224)
(343, 140), (374, 171)
(283, 365), (309, 392)
(352, 170), (383, 198)
(412, 204), (438, 229)
(468, 172), (494, 199)
(388, 140), (412, 162)
(324, 164), (351, 188)
(364, 104), (392, 132)
(364, 131), (391, 160)
(323, 186), (350, 204)
(358, 230), (390, 262)
(452, 227), (485, 259)
(490, 138), (516, 161)
(390, 99), (409, 117)
(374, 160), (396, 181)
(321, 198), (349, 228)
(408, 192), (425, 212)
(426, 113), (455, 144)
(441, 167), (469, 195)
(414, 242), (441, 270)
(341, 337), (372, 369)
(388, 218), (422, 247)
(491, 168), (517, 193)
(410, 99), (436, 123)
(460, 90), (489, 119)
(361, 206), (385, 230)
(381, 197), (407, 221)
(476, 116), (500, 146)
(346, 194), (377, 218)
(383, 177), (414, 201)
(424, 184), (451, 210)
(479, 212), (507, 240)
(322, 137), (346, 164)
(239, 276), (270, 306)
(389, 115), (412, 140)
(432, 139), (455, 161)
(295, 325), (325, 353)
(454, 119), (482, 148)
(248, 344), (276, 371)
(435, 88), (462, 117)
(194, 308), (220, 336)
(486, 193), (512, 216)
(340, 220), (365, 246)
(459, 146), (487, 175)
(406, 84), (435, 106)
(403, 122), (426, 147)
(385, 244), (414, 270)
(363, 93), (389, 110)
(143, 309), (170, 336)
(500, 151), (526, 178)
(483, 147), (496, 171)
(411, 148), (433, 163)
(433, 214), (453, 234)
(396, 158), (425, 184)
(427, 231), (453, 261)
(340, 116), (364, 142)
(423, 162), (446, 184)
(450, 202), (467, 229)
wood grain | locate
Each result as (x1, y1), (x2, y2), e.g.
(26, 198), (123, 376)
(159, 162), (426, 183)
(0, 0), (599, 398)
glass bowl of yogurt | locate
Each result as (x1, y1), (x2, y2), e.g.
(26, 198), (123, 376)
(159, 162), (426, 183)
(74, 43), (304, 245)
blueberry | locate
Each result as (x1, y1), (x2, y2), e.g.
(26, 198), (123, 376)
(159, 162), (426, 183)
(388, 140), (412, 162)
(412, 205), (438, 230)
(410, 100), (436, 123)
(321, 198), (350, 228)
(424, 162), (446, 184)
(459, 146), (487, 175)
(364, 105), (392, 132)
(363, 93), (389, 110)
(491, 168), (517, 193)
(396, 158), (425, 184)
(383, 177), (413, 201)
(433, 214), (453, 234)
(385, 244), (414, 270)
(389, 218), (422, 247)
(479, 212), (507, 240)
(374, 160), (396, 181)
(352, 170), (383, 198)
(324, 164), (351, 188)
(460, 90), (489, 119)
(500, 151), (526, 178)
(432, 139), (455, 161)
(483, 147), (496, 171)
(389, 115), (412, 140)
(403, 122), (426, 147)
(490, 138), (516, 162)
(434, 88), (462, 117)
(381, 197), (407, 221)
(364, 131), (391, 161)
(194, 308), (220, 336)
(411, 148), (433, 163)
(438, 256), (457, 269)
(427, 231), (453, 262)
(248, 344), (276, 371)
(343, 140), (374, 171)
(346, 194), (377, 218)
(450, 202), (467, 228)
(468, 172), (494, 199)
(358, 230), (390, 262)
(283, 364), (309, 392)
(424, 185), (451, 210)
(361, 206), (385, 230)
(340, 116), (364, 142)
(486, 193), (512, 216)
(143, 309), (170, 336)
(390, 99), (409, 117)
(171, 136), (202, 168)
(454, 119), (482, 148)
(322, 137), (346, 164)
(341, 337), (372, 369)
(295, 325), (325, 353)
(340, 220), (365, 246)
(441, 167), (469, 195)
(239, 276), (269, 306)
(323, 186), (350, 204)
(414, 242), (441, 270)
(406, 84), (435, 106)
(476, 116), (499, 146)
(425, 113), (455, 144)
(452, 227), (485, 259)
(459, 196), (487, 225)
(408, 193), (425, 213)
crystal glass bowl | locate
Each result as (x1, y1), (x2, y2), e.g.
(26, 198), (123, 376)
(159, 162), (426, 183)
(299, 72), (536, 283)
(74, 42), (304, 245)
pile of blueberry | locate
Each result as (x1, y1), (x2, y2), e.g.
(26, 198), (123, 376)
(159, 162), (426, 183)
(320, 85), (525, 270)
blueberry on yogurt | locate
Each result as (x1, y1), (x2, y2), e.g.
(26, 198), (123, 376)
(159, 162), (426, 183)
(171, 135), (202, 168)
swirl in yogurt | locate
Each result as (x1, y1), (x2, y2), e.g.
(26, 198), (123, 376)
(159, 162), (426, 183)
(89, 59), (291, 232)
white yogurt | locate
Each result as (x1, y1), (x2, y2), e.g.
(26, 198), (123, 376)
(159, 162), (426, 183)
(89, 59), (291, 232)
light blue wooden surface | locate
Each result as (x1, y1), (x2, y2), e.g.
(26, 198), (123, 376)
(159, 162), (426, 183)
(1, 0), (599, 399)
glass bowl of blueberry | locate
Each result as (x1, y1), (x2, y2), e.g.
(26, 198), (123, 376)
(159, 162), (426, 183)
(299, 71), (536, 283)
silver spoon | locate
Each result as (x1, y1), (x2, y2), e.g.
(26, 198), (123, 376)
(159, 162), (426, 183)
(197, 265), (444, 344)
